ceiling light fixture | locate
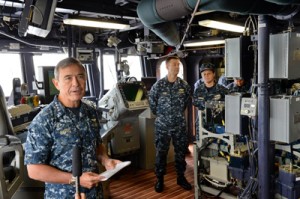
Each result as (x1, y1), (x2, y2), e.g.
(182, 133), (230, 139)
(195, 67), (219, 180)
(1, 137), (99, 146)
(198, 20), (245, 33)
(63, 17), (130, 30)
(183, 39), (225, 47)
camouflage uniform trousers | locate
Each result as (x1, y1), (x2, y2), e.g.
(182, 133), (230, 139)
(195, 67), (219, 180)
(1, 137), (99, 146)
(154, 123), (188, 178)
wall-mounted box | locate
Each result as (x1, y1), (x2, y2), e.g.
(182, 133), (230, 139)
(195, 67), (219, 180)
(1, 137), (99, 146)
(270, 95), (300, 143)
(269, 32), (300, 79)
(225, 93), (250, 135)
(225, 36), (254, 81)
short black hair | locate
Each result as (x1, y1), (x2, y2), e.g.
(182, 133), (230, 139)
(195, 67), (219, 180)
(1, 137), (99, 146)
(166, 56), (180, 64)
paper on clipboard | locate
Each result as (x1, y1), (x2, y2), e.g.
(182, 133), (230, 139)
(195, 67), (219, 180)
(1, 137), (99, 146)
(99, 161), (131, 181)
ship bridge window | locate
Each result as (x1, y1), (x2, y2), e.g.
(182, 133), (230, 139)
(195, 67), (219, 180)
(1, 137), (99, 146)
(121, 56), (143, 81)
(159, 60), (184, 79)
(101, 54), (118, 90)
(0, 53), (22, 97)
(100, 55), (142, 90)
(33, 53), (68, 80)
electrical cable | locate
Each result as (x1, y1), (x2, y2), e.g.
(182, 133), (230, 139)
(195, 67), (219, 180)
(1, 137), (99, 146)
(202, 175), (230, 188)
(0, 30), (63, 48)
(240, 123), (259, 199)
(290, 144), (295, 165)
(196, 137), (216, 193)
(177, 0), (201, 51)
(0, 0), (7, 15)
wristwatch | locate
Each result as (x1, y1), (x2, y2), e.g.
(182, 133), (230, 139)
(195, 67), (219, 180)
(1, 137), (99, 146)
(69, 176), (76, 186)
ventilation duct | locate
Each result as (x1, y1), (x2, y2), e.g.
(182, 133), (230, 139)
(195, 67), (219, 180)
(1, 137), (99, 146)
(137, 0), (194, 47)
(265, 0), (300, 5)
(137, 0), (299, 47)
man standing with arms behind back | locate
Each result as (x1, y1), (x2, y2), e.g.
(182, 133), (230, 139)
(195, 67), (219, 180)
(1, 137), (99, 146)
(149, 56), (192, 193)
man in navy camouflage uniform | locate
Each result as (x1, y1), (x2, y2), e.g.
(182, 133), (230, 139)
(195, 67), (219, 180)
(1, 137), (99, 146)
(226, 77), (251, 93)
(149, 56), (192, 193)
(193, 63), (228, 139)
(25, 57), (120, 199)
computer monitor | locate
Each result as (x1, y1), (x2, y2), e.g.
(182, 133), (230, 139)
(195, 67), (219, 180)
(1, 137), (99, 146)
(98, 81), (149, 120)
(118, 82), (144, 101)
(18, 0), (58, 37)
(37, 66), (59, 104)
(117, 82), (149, 109)
(141, 77), (157, 91)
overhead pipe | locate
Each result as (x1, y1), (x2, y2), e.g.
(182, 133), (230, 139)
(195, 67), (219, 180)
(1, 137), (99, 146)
(137, 0), (299, 47)
(137, 0), (194, 46)
(265, 0), (300, 4)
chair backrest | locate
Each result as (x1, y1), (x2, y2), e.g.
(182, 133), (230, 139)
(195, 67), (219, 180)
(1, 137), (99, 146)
(0, 85), (14, 136)
(0, 84), (24, 198)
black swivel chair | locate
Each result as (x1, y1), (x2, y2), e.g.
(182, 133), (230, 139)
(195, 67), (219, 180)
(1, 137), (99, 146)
(0, 85), (24, 199)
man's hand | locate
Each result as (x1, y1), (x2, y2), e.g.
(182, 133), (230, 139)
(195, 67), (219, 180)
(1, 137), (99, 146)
(103, 158), (121, 170)
(79, 172), (102, 189)
(96, 144), (121, 170)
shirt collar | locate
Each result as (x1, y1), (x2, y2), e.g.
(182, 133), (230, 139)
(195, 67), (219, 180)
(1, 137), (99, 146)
(163, 76), (180, 84)
(53, 95), (87, 119)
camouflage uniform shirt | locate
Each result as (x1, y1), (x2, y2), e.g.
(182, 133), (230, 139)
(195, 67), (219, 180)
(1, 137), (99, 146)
(226, 82), (251, 93)
(25, 96), (102, 199)
(193, 83), (228, 110)
(149, 76), (191, 177)
(149, 76), (191, 128)
(193, 83), (228, 140)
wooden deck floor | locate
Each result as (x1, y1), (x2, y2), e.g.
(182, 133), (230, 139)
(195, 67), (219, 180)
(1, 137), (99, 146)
(109, 146), (195, 199)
